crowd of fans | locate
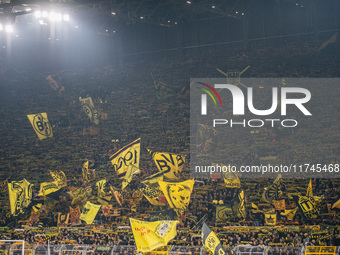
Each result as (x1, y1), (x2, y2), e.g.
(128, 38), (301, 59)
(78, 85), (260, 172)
(0, 38), (339, 254)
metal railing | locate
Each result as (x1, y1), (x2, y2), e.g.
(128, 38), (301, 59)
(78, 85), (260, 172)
(0, 242), (337, 255)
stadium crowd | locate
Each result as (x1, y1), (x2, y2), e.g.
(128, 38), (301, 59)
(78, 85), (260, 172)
(0, 38), (339, 254)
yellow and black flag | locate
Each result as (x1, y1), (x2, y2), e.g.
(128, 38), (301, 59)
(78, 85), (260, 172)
(110, 138), (140, 179)
(140, 172), (167, 206)
(38, 181), (61, 196)
(332, 199), (340, 209)
(215, 205), (233, 223)
(49, 170), (67, 188)
(265, 212), (277, 226)
(82, 161), (96, 185)
(57, 213), (69, 226)
(231, 190), (245, 220)
(96, 179), (106, 198)
(130, 218), (178, 253)
(202, 222), (226, 255)
(8, 179), (33, 216)
(262, 174), (283, 203)
(122, 164), (139, 190)
(293, 195), (321, 220)
(80, 202), (101, 224)
(306, 179), (313, 197)
(280, 207), (298, 221)
(158, 179), (195, 215)
(79, 97), (99, 125)
(27, 113), (53, 140)
(223, 171), (241, 189)
(69, 206), (81, 223)
(148, 149), (185, 180)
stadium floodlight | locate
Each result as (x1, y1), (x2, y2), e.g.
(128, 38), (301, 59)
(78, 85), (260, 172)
(63, 14), (70, 21)
(5, 25), (13, 33)
(49, 12), (62, 22)
(42, 11), (48, 18)
(34, 10), (42, 18)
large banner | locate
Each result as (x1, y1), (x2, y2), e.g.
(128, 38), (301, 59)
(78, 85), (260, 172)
(79, 97), (99, 125)
(158, 179), (195, 215)
(148, 149), (185, 180)
(110, 138), (140, 179)
(27, 113), (53, 140)
(130, 218), (178, 253)
(202, 222), (226, 255)
(8, 179), (33, 216)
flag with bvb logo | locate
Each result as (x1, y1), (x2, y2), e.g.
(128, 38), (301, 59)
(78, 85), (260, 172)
(79, 97), (99, 124)
(148, 149), (185, 180)
(202, 222), (226, 255)
(27, 113), (53, 140)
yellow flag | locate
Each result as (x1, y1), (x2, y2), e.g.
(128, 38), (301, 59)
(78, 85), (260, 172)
(82, 161), (96, 185)
(202, 222), (226, 255)
(158, 179), (195, 215)
(216, 205), (233, 223)
(130, 218), (178, 253)
(332, 199), (340, 209)
(265, 213), (277, 226)
(293, 195), (321, 220)
(96, 179), (106, 198)
(49, 170), (67, 187)
(148, 149), (185, 180)
(122, 164), (138, 190)
(262, 174), (282, 203)
(80, 202), (101, 224)
(224, 173), (241, 188)
(306, 179), (313, 197)
(280, 208), (298, 221)
(27, 113), (53, 140)
(70, 187), (90, 206)
(8, 179), (33, 216)
(231, 190), (245, 220)
(140, 172), (166, 206)
(79, 97), (99, 124)
(38, 181), (60, 196)
(110, 138), (140, 179)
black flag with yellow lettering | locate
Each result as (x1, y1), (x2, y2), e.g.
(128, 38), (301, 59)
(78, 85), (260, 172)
(202, 222), (226, 255)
